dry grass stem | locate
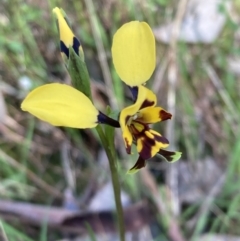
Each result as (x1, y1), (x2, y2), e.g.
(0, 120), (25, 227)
(166, 0), (189, 216)
(0, 220), (9, 241)
(0, 149), (63, 199)
(84, 0), (118, 110)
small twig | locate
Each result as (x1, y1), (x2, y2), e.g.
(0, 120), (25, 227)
(0, 122), (51, 154)
(0, 220), (8, 241)
(0, 149), (62, 199)
(0, 200), (75, 226)
(166, 0), (189, 218)
(140, 169), (186, 241)
(0, 200), (151, 234)
(204, 63), (239, 136)
(152, 57), (169, 94)
(199, 173), (226, 216)
(165, 1), (189, 241)
(61, 141), (80, 210)
(61, 141), (76, 191)
(140, 169), (167, 215)
(190, 173), (226, 237)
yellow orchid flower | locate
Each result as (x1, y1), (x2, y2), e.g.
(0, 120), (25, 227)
(119, 85), (181, 173)
(112, 21), (156, 87)
(111, 21), (181, 172)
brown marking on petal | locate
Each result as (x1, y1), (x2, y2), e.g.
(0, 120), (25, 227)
(138, 131), (169, 160)
(158, 149), (175, 162)
(125, 137), (131, 154)
(139, 137), (155, 160)
(130, 121), (149, 136)
(130, 122), (151, 158)
(160, 110), (172, 121)
(129, 156), (146, 172)
(125, 115), (131, 125)
(154, 135), (169, 145)
(140, 100), (155, 110)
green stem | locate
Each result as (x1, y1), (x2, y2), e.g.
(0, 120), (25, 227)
(96, 125), (125, 241)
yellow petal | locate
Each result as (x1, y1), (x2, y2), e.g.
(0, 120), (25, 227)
(21, 83), (99, 128)
(138, 107), (172, 124)
(122, 126), (133, 154)
(138, 85), (157, 109)
(112, 21), (155, 86)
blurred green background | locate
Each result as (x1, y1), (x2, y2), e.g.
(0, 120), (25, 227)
(0, 0), (240, 240)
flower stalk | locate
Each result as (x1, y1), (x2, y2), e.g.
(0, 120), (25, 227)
(96, 125), (125, 241)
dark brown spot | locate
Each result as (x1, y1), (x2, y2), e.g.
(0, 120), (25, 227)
(158, 149), (175, 162)
(125, 137), (131, 154)
(154, 135), (169, 145)
(60, 37), (81, 58)
(140, 100), (155, 110)
(130, 121), (149, 136)
(125, 115), (131, 125)
(139, 137), (155, 160)
(160, 110), (172, 121)
(129, 156), (146, 171)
